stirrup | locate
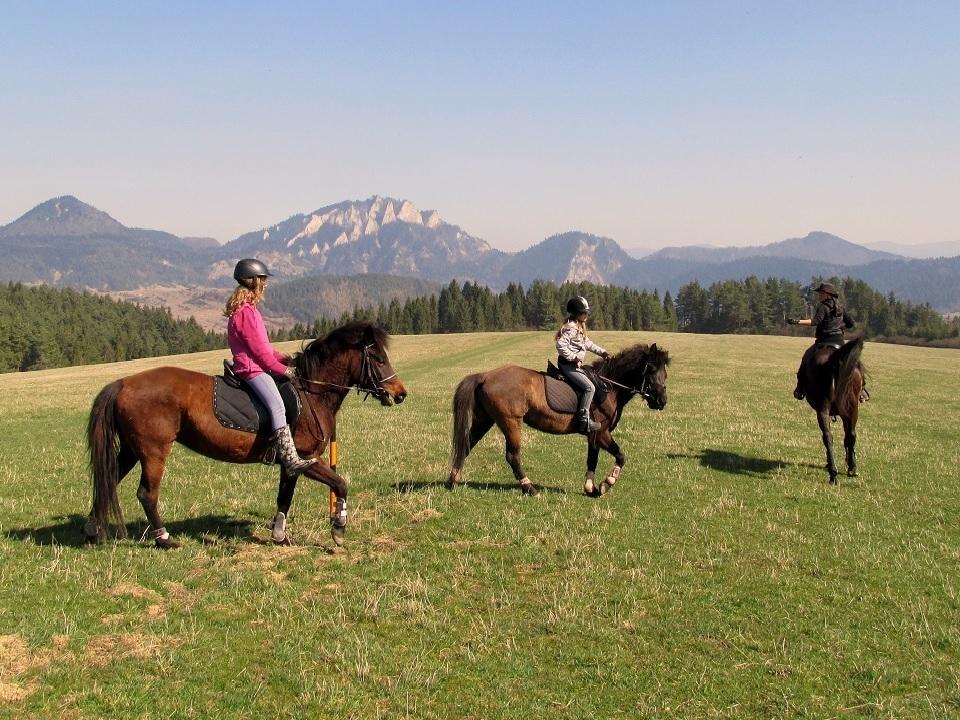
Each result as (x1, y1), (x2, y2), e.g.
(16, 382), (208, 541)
(578, 412), (600, 433)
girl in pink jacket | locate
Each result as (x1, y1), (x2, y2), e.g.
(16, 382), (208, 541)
(225, 258), (315, 476)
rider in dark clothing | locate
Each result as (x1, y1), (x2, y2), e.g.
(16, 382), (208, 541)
(788, 282), (855, 400)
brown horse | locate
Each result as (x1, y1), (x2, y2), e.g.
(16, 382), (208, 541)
(85, 322), (407, 548)
(448, 343), (669, 496)
(797, 334), (866, 484)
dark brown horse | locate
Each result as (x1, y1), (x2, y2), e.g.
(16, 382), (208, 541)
(448, 343), (669, 496)
(797, 334), (866, 484)
(86, 322), (407, 548)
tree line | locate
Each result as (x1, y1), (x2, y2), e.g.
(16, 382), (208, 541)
(270, 276), (958, 344)
(4, 275), (955, 374)
(1, 282), (223, 372)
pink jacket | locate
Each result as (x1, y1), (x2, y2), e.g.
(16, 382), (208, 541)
(227, 303), (289, 379)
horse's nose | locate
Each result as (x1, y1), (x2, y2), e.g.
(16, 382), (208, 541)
(395, 391), (407, 404)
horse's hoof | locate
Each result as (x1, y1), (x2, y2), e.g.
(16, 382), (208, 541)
(154, 536), (180, 550)
(446, 480), (457, 491)
(520, 482), (539, 497)
(828, 476), (839, 486)
(331, 524), (346, 547)
(270, 512), (289, 544)
(847, 468), (858, 477)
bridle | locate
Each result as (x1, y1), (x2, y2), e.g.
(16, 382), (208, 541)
(294, 343), (396, 403)
(598, 361), (662, 404)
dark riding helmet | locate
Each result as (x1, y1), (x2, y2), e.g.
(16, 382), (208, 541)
(566, 296), (590, 315)
(813, 282), (839, 297)
(233, 258), (272, 284)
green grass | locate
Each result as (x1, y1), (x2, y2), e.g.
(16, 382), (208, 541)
(0, 332), (958, 719)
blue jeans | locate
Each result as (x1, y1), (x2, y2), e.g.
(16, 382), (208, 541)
(246, 373), (286, 432)
(559, 362), (595, 414)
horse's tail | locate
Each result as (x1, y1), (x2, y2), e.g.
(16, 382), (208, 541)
(87, 380), (127, 539)
(833, 334), (864, 417)
(450, 373), (485, 471)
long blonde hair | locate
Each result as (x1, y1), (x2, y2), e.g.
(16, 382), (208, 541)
(555, 314), (588, 340)
(224, 277), (267, 317)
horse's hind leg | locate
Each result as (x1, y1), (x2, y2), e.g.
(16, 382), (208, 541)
(84, 443), (138, 543)
(497, 417), (537, 496)
(842, 412), (858, 477)
(817, 410), (839, 484)
(136, 444), (178, 549)
(448, 415), (494, 488)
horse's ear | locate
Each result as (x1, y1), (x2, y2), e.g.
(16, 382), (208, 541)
(650, 343), (658, 353)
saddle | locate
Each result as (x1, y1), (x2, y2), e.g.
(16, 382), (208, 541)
(542, 361), (609, 414)
(213, 360), (302, 434)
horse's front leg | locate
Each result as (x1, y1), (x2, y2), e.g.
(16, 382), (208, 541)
(584, 443), (601, 497)
(269, 472), (299, 545)
(299, 462), (350, 546)
(817, 410), (839, 484)
(596, 431), (625, 496)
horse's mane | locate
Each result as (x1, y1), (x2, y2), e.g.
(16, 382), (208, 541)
(293, 322), (390, 379)
(589, 342), (670, 379)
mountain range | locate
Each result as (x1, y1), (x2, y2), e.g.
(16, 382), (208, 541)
(2, 195), (959, 313)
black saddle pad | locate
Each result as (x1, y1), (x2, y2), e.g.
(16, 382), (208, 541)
(213, 376), (301, 434)
(543, 361), (608, 414)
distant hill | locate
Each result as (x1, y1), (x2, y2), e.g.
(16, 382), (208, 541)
(499, 232), (634, 286)
(865, 240), (960, 259)
(0, 196), (202, 289)
(650, 232), (897, 266)
(264, 273), (442, 324)
(4, 195), (960, 312)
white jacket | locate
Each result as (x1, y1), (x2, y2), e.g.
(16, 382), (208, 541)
(556, 321), (606, 364)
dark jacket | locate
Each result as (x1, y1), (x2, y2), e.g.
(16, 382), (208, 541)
(812, 298), (854, 342)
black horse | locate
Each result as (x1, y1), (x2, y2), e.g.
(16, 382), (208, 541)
(797, 334), (866, 484)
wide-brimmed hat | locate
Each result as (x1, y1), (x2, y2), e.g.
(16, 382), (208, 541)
(814, 282), (839, 297)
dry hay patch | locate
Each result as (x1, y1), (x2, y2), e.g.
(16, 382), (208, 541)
(411, 508), (443, 524)
(231, 544), (307, 574)
(371, 534), (406, 556)
(83, 633), (182, 668)
(107, 581), (159, 601)
(0, 634), (60, 705)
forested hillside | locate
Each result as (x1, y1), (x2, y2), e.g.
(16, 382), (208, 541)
(0, 283), (224, 372)
(273, 276), (957, 346)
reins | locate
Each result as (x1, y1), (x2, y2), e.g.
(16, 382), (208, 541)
(294, 344), (395, 402)
(597, 361), (656, 402)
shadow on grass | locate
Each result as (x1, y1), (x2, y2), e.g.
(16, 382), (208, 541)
(4, 513), (259, 548)
(394, 479), (566, 495)
(667, 449), (819, 477)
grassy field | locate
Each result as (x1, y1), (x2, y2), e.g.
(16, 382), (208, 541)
(0, 331), (958, 719)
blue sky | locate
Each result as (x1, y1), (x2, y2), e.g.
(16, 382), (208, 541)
(1, 1), (957, 250)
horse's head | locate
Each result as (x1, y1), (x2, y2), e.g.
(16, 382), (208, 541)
(601, 341), (670, 410)
(295, 322), (408, 406)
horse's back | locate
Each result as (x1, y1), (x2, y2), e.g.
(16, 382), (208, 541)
(116, 366), (213, 412)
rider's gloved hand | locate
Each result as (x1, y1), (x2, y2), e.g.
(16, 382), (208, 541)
(786, 318), (799, 325)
